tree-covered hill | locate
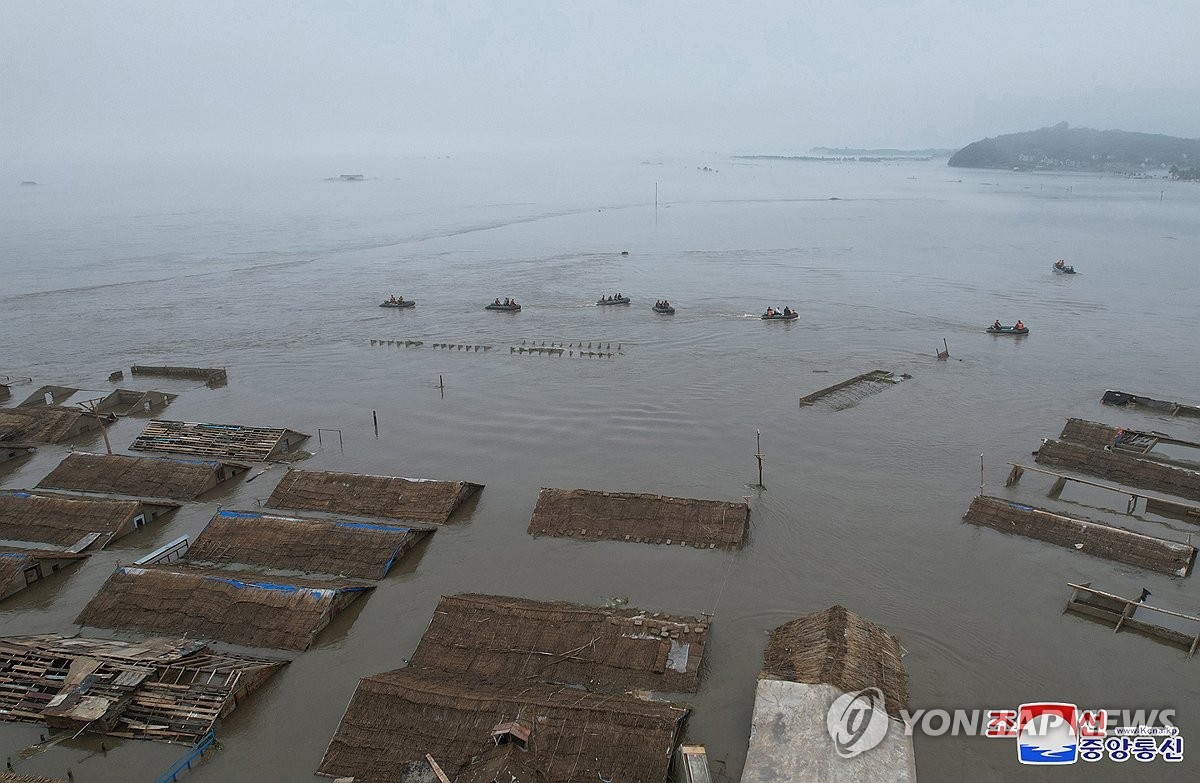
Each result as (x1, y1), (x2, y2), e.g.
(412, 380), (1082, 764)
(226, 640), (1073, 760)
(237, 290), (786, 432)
(948, 123), (1200, 172)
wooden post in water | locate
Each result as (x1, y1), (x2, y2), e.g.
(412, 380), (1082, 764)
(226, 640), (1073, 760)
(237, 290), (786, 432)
(979, 453), (985, 493)
(372, 410), (378, 438)
(754, 430), (765, 489)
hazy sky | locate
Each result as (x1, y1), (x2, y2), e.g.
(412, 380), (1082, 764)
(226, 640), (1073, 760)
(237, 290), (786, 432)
(3, 0), (1198, 162)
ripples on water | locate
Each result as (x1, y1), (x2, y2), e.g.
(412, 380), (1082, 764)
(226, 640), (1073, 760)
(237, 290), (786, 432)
(1, 156), (1198, 781)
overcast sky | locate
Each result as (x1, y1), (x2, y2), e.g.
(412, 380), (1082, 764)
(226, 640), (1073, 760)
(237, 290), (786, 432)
(3, 0), (1198, 162)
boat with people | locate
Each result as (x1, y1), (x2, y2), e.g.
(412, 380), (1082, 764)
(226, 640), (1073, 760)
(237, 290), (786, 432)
(597, 294), (630, 306)
(380, 296), (415, 308)
(987, 319), (1028, 335)
(652, 300), (675, 314)
(1052, 259), (1077, 274)
(486, 298), (521, 311)
(761, 306), (798, 321)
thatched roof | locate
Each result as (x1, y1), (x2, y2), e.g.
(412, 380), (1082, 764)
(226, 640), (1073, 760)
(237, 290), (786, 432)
(761, 605), (908, 719)
(0, 548), (87, 592)
(36, 452), (247, 500)
(317, 668), (686, 783)
(0, 406), (96, 444)
(186, 510), (430, 579)
(409, 593), (710, 693)
(964, 495), (1194, 576)
(0, 490), (141, 547)
(527, 488), (749, 550)
(0, 773), (69, 783)
(1037, 438), (1200, 502)
(130, 419), (308, 462)
(0, 633), (284, 743)
(266, 469), (482, 524)
(76, 564), (374, 651)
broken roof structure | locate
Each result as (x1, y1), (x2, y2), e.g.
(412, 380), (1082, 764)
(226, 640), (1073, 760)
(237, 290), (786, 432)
(266, 469), (482, 524)
(0, 406), (111, 445)
(36, 452), (248, 501)
(93, 389), (177, 417)
(0, 633), (283, 743)
(186, 510), (430, 579)
(17, 385), (80, 407)
(742, 606), (915, 783)
(527, 488), (750, 550)
(0, 773), (69, 783)
(408, 593), (710, 693)
(964, 495), (1195, 576)
(130, 419), (309, 462)
(130, 365), (228, 387)
(76, 563), (374, 651)
(0, 490), (177, 549)
(1036, 438), (1200, 503)
(316, 669), (687, 783)
(0, 548), (88, 601)
(1060, 418), (1200, 465)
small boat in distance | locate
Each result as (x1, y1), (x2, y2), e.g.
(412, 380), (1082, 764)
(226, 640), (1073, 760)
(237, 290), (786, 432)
(486, 298), (521, 311)
(987, 322), (1028, 335)
(652, 300), (675, 314)
(380, 296), (415, 308)
(761, 306), (798, 321)
(597, 294), (630, 306)
(1053, 259), (1077, 274)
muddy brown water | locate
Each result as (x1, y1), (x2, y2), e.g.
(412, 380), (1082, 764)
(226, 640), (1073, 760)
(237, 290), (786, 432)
(2, 155), (1199, 781)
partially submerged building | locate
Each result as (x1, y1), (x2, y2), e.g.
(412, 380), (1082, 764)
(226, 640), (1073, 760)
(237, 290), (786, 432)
(964, 495), (1195, 576)
(266, 469), (482, 524)
(408, 593), (710, 693)
(76, 563), (374, 651)
(316, 669), (687, 783)
(1059, 418), (1200, 466)
(17, 385), (80, 407)
(1036, 438), (1200, 503)
(36, 452), (248, 501)
(1065, 582), (1200, 656)
(186, 510), (431, 579)
(92, 389), (177, 417)
(130, 419), (308, 462)
(0, 490), (178, 550)
(742, 606), (916, 783)
(0, 547), (88, 601)
(1102, 390), (1200, 419)
(0, 633), (284, 743)
(130, 365), (228, 387)
(527, 488), (750, 550)
(1, 446), (35, 465)
(0, 406), (111, 445)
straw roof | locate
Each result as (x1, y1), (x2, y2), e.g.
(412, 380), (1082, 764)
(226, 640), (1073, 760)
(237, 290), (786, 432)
(0, 406), (94, 444)
(0, 774), (69, 783)
(761, 605), (908, 719)
(1037, 438), (1200, 502)
(0, 548), (87, 594)
(964, 495), (1194, 576)
(186, 510), (430, 579)
(0, 490), (141, 547)
(76, 564), (374, 651)
(527, 488), (749, 550)
(409, 593), (710, 693)
(37, 452), (246, 500)
(266, 469), (482, 524)
(316, 668), (687, 783)
(0, 633), (284, 743)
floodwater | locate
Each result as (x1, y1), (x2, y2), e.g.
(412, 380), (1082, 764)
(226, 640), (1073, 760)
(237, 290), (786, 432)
(1, 155), (1199, 782)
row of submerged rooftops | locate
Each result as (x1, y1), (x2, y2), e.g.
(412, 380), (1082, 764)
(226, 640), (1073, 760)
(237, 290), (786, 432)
(0, 373), (917, 781)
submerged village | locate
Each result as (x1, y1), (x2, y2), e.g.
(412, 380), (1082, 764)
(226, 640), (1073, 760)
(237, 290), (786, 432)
(2, 300), (1200, 783)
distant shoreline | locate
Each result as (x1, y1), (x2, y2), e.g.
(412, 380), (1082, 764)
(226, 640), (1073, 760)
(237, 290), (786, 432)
(734, 154), (937, 163)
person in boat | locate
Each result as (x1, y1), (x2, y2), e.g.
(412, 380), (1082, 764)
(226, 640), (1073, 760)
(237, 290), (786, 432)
(495, 298), (501, 305)
(993, 319), (1002, 330)
(396, 295), (404, 303)
(766, 307), (775, 317)
(782, 307), (791, 317)
(1056, 259), (1065, 269)
(1015, 320), (1024, 330)
(617, 292), (622, 299)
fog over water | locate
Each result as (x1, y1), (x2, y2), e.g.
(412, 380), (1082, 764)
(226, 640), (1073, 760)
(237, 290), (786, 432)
(3, 2), (1200, 782)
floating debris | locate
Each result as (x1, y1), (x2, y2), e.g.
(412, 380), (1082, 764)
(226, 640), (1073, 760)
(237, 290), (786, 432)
(798, 369), (908, 410)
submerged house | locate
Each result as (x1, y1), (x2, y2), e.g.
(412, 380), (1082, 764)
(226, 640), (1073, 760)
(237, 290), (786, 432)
(0, 633), (284, 743)
(0, 547), (88, 601)
(36, 452), (249, 501)
(0, 490), (178, 550)
(130, 419), (308, 462)
(317, 669), (687, 783)
(185, 510), (431, 579)
(92, 389), (177, 417)
(1036, 438), (1200, 503)
(266, 469), (482, 524)
(0, 406), (112, 445)
(742, 606), (916, 783)
(527, 488), (750, 550)
(76, 563), (374, 651)
(16, 385), (80, 407)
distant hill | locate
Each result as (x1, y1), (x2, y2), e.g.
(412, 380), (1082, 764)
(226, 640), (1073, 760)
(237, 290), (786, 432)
(948, 123), (1200, 172)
